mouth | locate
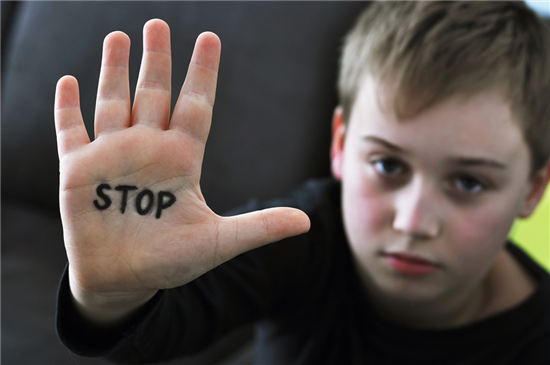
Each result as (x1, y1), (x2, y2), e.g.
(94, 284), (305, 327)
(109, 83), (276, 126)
(382, 252), (440, 276)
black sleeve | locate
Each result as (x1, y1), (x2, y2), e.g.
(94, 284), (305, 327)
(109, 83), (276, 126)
(513, 337), (550, 365)
(56, 179), (338, 363)
(56, 264), (166, 360)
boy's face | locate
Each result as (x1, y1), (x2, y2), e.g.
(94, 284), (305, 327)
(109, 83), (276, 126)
(331, 75), (545, 303)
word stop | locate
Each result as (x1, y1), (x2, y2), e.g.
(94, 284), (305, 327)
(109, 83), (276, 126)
(93, 184), (176, 219)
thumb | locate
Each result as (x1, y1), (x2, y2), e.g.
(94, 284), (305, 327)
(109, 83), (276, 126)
(217, 207), (310, 262)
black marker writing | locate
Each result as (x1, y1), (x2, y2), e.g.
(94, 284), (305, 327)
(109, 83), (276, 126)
(93, 183), (176, 219)
(93, 184), (112, 210)
(136, 189), (155, 216)
(157, 191), (176, 219)
(115, 185), (138, 213)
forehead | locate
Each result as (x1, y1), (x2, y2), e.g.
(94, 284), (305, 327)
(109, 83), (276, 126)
(348, 75), (528, 164)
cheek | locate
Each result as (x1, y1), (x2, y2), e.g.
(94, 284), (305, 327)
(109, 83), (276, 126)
(342, 165), (391, 252)
(446, 202), (517, 270)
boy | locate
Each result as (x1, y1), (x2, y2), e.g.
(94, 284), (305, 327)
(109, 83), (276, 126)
(55, 2), (550, 364)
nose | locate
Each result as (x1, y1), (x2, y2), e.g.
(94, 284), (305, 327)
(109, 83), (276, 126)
(392, 178), (441, 239)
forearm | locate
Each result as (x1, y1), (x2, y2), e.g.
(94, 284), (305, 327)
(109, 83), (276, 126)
(57, 264), (151, 358)
(57, 255), (260, 362)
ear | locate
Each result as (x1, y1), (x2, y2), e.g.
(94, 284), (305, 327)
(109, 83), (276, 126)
(331, 107), (346, 181)
(518, 160), (550, 218)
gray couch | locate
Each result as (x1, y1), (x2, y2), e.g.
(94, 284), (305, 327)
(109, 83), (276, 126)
(1, 2), (368, 364)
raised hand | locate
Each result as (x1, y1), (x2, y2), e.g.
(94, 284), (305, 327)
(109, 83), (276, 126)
(54, 19), (310, 324)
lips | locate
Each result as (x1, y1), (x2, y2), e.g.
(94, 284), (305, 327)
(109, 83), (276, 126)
(383, 252), (439, 275)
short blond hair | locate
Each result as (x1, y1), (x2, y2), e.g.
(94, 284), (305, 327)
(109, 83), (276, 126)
(338, 1), (550, 175)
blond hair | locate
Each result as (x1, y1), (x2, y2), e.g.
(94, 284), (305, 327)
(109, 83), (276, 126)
(338, 1), (550, 175)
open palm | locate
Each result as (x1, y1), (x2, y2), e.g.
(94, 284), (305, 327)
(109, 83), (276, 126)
(54, 20), (310, 321)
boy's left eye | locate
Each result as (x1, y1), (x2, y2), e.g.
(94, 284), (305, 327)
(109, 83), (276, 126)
(454, 175), (484, 194)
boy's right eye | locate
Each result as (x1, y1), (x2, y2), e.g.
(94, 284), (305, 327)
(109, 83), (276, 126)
(372, 158), (405, 177)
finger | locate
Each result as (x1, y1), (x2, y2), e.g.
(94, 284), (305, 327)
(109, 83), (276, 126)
(132, 19), (172, 129)
(54, 76), (90, 159)
(217, 208), (311, 264)
(170, 32), (221, 143)
(95, 31), (131, 138)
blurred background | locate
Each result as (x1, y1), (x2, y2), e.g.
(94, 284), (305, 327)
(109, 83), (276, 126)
(1, 1), (548, 364)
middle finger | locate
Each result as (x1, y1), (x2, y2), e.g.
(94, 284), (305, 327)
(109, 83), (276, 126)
(132, 19), (172, 129)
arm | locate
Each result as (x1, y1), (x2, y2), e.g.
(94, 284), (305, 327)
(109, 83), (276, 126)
(54, 19), (310, 329)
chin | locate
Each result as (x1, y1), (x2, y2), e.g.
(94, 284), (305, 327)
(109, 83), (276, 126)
(368, 267), (447, 303)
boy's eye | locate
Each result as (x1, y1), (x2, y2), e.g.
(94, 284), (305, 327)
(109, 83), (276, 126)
(454, 175), (484, 194)
(373, 158), (404, 176)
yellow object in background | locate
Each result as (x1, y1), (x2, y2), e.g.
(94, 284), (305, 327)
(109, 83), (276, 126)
(509, 183), (550, 271)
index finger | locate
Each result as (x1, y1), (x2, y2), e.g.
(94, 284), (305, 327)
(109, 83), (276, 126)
(169, 32), (221, 143)
(54, 76), (90, 159)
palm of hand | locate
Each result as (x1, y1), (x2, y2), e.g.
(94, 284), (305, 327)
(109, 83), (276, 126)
(60, 125), (217, 294)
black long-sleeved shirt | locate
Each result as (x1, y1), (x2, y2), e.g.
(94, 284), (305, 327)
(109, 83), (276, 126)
(57, 178), (550, 364)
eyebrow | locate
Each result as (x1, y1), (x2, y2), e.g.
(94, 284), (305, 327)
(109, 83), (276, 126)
(449, 157), (507, 169)
(363, 135), (508, 170)
(363, 136), (407, 153)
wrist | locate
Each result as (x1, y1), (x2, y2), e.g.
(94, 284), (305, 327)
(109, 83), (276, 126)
(69, 274), (158, 327)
